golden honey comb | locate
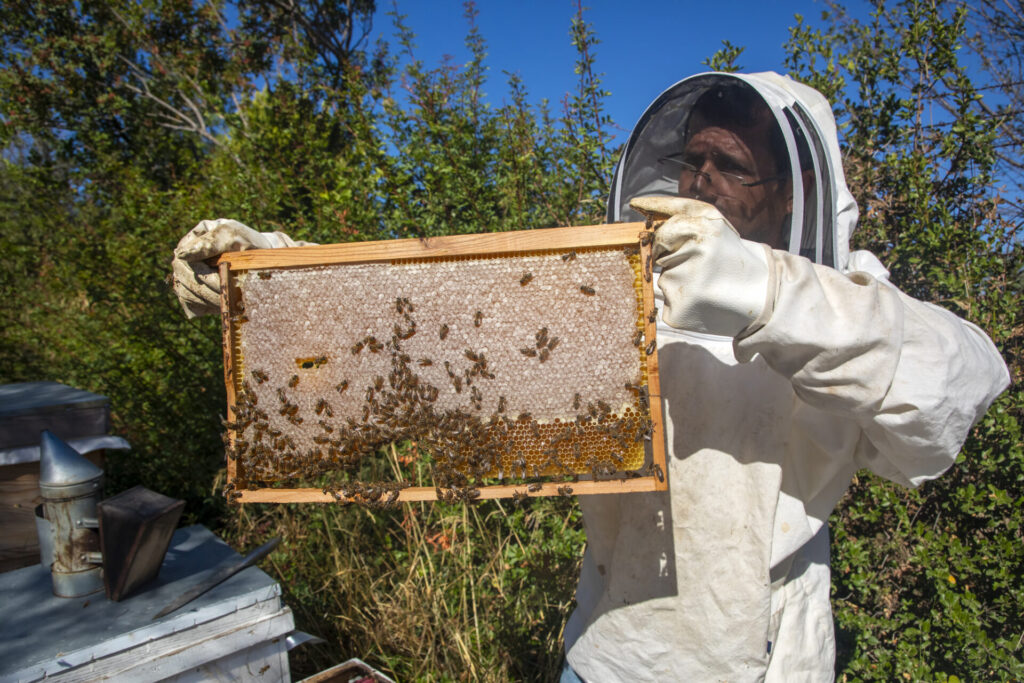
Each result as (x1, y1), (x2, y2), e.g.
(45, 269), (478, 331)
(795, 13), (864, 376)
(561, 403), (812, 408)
(220, 224), (666, 503)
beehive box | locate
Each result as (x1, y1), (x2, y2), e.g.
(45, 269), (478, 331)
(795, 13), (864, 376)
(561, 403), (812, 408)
(217, 222), (666, 503)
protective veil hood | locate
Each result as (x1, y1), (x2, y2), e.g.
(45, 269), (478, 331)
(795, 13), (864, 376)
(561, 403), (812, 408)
(607, 71), (858, 270)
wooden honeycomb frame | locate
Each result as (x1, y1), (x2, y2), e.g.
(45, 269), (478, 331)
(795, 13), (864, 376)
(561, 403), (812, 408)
(217, 221), (667, 503)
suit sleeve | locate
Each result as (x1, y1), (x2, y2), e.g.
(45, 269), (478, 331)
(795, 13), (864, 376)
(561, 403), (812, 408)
(733, 248), (1010, 487)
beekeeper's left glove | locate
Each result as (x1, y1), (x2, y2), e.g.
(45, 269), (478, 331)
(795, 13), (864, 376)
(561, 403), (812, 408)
(171, 219), (313, 319)
(631, 196), (771, 337)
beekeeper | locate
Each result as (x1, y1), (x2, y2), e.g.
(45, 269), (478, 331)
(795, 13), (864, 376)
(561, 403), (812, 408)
(170, 72), (1010, 681)
(559, 72), (1009, 681)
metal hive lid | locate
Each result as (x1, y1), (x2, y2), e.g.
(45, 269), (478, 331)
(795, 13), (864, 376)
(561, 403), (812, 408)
(0, 381), (109, 418)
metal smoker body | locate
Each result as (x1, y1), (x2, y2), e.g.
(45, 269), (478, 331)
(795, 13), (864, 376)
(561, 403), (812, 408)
(37, 430), (104, 597)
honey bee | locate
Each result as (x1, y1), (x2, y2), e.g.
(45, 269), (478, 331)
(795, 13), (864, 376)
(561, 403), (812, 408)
(439, 324), (449, 340)
(639, 230), (655, 247)
(258, 271), (273, 280)
(547, 336), (560, 351)
(517, 412), (532, 422)
(418, 358), (433, 367)
(645, 339), (657, 356)
(520, 272), (534, 286)
(336, 380), (349, 394)
(573, 393), (581, 410)
(315, 398), (328, 415)
(453, 376), (463, 393)
(394, 319), (417, 340)
(351, 340), (365, 355)
(527, 482), (542, 493)
(580, 285), (595, 296)
(497, 396), (507, 413)
(251, 369), (269, 384)
(557, 485), (573, 497)
(474, 310), (484, 327)
(539, 348), (550, 363)
(632, 329), (643, 346)
(512, 490), (528, 503)
(465, 349), (480, 362)
(512, 456), (527, 476)
(562, 250), (577, 261)
(288, 375), (299, 388)
(520, 347), (538, 358)
(647, 309), (658, 324)
(535, 326), (548, 348)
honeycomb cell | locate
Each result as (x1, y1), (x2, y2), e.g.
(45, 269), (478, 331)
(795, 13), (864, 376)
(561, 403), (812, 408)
(227, 247), (652, 486)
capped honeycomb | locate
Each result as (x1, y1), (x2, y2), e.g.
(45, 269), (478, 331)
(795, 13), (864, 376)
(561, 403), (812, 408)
(224, 245), (655, 502)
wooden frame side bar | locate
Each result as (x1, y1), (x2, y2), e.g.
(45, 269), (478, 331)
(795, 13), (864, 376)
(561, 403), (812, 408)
(640, 239), (669, 492)
(220, 262), (240, 485)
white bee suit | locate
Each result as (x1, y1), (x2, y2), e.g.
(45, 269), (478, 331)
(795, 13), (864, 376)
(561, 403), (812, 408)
(563, 72), (1010, 681)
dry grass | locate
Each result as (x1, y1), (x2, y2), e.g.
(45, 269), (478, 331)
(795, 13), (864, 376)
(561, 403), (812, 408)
(216, 445), (585, 681)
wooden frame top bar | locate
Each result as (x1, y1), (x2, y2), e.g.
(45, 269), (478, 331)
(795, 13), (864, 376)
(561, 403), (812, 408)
(217, 222), (647, 271)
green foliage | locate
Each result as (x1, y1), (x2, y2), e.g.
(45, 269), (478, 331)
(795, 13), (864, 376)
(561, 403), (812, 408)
(224, 455), (585, 680)
(703, 40), (746, 73)
(0, 0), (610, 677)
(3, 0), (1021, 679)
(785, 0), (1024, 678)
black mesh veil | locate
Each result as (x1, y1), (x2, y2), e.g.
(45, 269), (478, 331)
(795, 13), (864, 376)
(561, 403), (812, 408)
(607, 73), (839, 268)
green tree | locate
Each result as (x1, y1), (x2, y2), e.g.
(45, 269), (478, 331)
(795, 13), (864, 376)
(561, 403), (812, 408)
(784, 0), (1023, 678)
(0, 0), (382, 513)
(1, 2), (612, 678)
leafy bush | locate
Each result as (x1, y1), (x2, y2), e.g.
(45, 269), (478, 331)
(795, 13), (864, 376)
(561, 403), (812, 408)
(1, 0), (1020, 679)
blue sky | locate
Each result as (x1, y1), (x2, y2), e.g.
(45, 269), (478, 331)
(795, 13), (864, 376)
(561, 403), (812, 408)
(367, 1), (860, 145)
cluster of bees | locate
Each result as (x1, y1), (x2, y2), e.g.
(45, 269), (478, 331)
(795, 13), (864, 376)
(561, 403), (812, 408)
(224, 238), (659, 506)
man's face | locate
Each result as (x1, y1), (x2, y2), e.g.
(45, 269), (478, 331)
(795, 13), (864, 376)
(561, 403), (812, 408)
(676, 114), (791, 247)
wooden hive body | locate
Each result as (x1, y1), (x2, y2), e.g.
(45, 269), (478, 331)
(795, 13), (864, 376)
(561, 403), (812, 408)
(218, 222), (666, 503)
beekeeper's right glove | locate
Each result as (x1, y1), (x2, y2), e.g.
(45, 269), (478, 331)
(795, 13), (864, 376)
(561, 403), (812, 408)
(171, 219), (313, 319)
(631, 196), (771, 337)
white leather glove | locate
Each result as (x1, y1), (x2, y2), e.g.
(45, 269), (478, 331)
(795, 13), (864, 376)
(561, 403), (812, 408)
(631, 196), (771, 337)
(171, 219), (314, 319)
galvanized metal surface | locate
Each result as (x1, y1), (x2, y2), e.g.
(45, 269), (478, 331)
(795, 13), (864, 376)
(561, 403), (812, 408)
(37, 431), (104, 597)
(0, 435), (130, 468)
(0, 382), (109, 452)
(38, 431), (103, 498)
(0, 525), (288, 683)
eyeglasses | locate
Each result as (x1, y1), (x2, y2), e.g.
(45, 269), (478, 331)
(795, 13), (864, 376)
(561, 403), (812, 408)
(658, 152), (783, 188)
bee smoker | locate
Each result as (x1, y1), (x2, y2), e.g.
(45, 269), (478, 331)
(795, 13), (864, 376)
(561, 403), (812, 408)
(36, 430), (105, 598)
